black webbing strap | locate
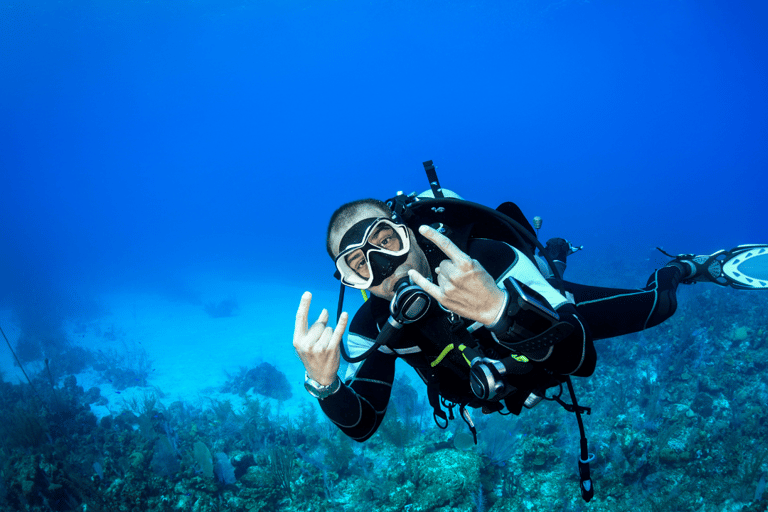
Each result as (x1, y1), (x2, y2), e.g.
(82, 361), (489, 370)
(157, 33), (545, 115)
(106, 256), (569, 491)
(422, 160), (444, 198)
(428, 384), (449, 428)
(565, 376), (595, 502)
(547, 377), (595, 502)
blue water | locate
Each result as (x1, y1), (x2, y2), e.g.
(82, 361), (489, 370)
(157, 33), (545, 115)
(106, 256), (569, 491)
(1, 1), (767, 510)
(3, 0), (766, 295)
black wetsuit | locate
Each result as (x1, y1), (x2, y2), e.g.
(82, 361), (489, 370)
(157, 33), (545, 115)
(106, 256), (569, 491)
(319, 239), (682, 442)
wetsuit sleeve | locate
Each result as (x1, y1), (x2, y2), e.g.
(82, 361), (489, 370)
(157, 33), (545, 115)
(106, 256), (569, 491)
(317, 308), (397, 442)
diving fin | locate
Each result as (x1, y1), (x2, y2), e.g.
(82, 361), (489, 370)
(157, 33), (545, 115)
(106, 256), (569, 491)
(720, 244), (768, 290)
(660, 245), (768, 290)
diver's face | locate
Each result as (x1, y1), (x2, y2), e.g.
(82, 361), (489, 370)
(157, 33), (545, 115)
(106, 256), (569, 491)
(332, 207), (430, 301)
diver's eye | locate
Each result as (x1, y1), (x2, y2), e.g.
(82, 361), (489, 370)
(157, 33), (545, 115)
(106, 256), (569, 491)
(372, 225), (399, 249)
(355, 257), (368, 271)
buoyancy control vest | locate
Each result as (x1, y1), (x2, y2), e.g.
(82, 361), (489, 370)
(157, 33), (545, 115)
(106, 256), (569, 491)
(337, 176), (569, 411)
(381, 193), (568, 411)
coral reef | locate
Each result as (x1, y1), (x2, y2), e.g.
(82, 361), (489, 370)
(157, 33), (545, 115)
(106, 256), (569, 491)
(0, 286), (766, 511)
(221, 362), (293, 401)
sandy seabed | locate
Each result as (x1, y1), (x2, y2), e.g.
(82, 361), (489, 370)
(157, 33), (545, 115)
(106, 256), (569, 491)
(0, 277), (360, 422)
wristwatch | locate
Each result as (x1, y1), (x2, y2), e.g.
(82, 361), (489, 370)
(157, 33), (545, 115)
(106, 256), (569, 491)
(304, 373), (341, 400)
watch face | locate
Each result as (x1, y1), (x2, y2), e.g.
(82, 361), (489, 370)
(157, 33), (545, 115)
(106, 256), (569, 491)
(304, 380), (323, 398)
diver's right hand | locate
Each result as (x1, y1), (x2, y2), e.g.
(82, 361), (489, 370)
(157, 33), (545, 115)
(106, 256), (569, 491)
(293, 291), (349, 386)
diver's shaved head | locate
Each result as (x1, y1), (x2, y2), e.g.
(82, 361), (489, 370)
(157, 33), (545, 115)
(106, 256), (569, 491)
(326, 199), (391, 259)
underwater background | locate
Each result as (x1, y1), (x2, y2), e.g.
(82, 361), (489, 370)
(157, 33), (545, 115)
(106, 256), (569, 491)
(1, 0), (766, 510)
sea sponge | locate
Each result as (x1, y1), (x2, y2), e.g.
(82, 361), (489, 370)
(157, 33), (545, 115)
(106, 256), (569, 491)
(128, 451), (145, 468)
(242, 363), (293, 401)
(733, 326), (749, 341)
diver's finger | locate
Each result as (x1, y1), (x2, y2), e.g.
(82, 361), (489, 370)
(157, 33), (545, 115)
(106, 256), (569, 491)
(408, 269), (445, 301)
(325, 312), (349, 351)
(317, 308), (329, 326)
(418, 225), (472, 267)
(316, 325), (335, 352)
(295, 291), (313, 335)
(305, 308), (329, 344)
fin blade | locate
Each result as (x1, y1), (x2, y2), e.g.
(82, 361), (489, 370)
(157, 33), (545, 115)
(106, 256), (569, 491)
(722, 244), (768, 290)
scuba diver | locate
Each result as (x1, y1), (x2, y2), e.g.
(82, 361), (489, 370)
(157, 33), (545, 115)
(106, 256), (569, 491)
(292, 161), (768, 502)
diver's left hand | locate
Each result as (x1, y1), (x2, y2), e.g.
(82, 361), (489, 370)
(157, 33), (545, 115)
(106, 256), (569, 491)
(408, 225), (505, 326)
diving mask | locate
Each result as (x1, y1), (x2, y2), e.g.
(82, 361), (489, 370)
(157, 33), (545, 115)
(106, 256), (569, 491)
(335, 217), (411, 289)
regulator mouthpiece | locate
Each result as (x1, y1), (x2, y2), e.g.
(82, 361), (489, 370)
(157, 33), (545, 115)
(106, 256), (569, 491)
(389, 277), (431, 325)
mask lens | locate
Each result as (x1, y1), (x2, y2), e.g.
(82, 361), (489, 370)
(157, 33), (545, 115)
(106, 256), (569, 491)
(344, 249), (371, 280)
(368, 224), (402, 252)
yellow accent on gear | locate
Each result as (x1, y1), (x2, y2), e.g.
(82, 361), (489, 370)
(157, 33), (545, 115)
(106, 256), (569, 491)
(431, 343), (473, 368)
(457, 344), (472, 366)
(431, 344), (455, 367)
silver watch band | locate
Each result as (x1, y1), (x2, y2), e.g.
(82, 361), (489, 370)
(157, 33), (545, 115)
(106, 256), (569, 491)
(304, 373), (341, 400)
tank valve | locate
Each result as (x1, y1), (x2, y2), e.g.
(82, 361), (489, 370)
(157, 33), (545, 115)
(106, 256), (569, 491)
(533, 216), (543, 234)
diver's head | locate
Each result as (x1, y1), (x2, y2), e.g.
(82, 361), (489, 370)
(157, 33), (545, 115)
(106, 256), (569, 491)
(327, 199), (429, 300)
(326, 199), (392, 259)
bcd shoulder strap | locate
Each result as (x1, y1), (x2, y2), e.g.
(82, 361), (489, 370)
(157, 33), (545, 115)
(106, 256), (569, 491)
(386, 195), (538, 262)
